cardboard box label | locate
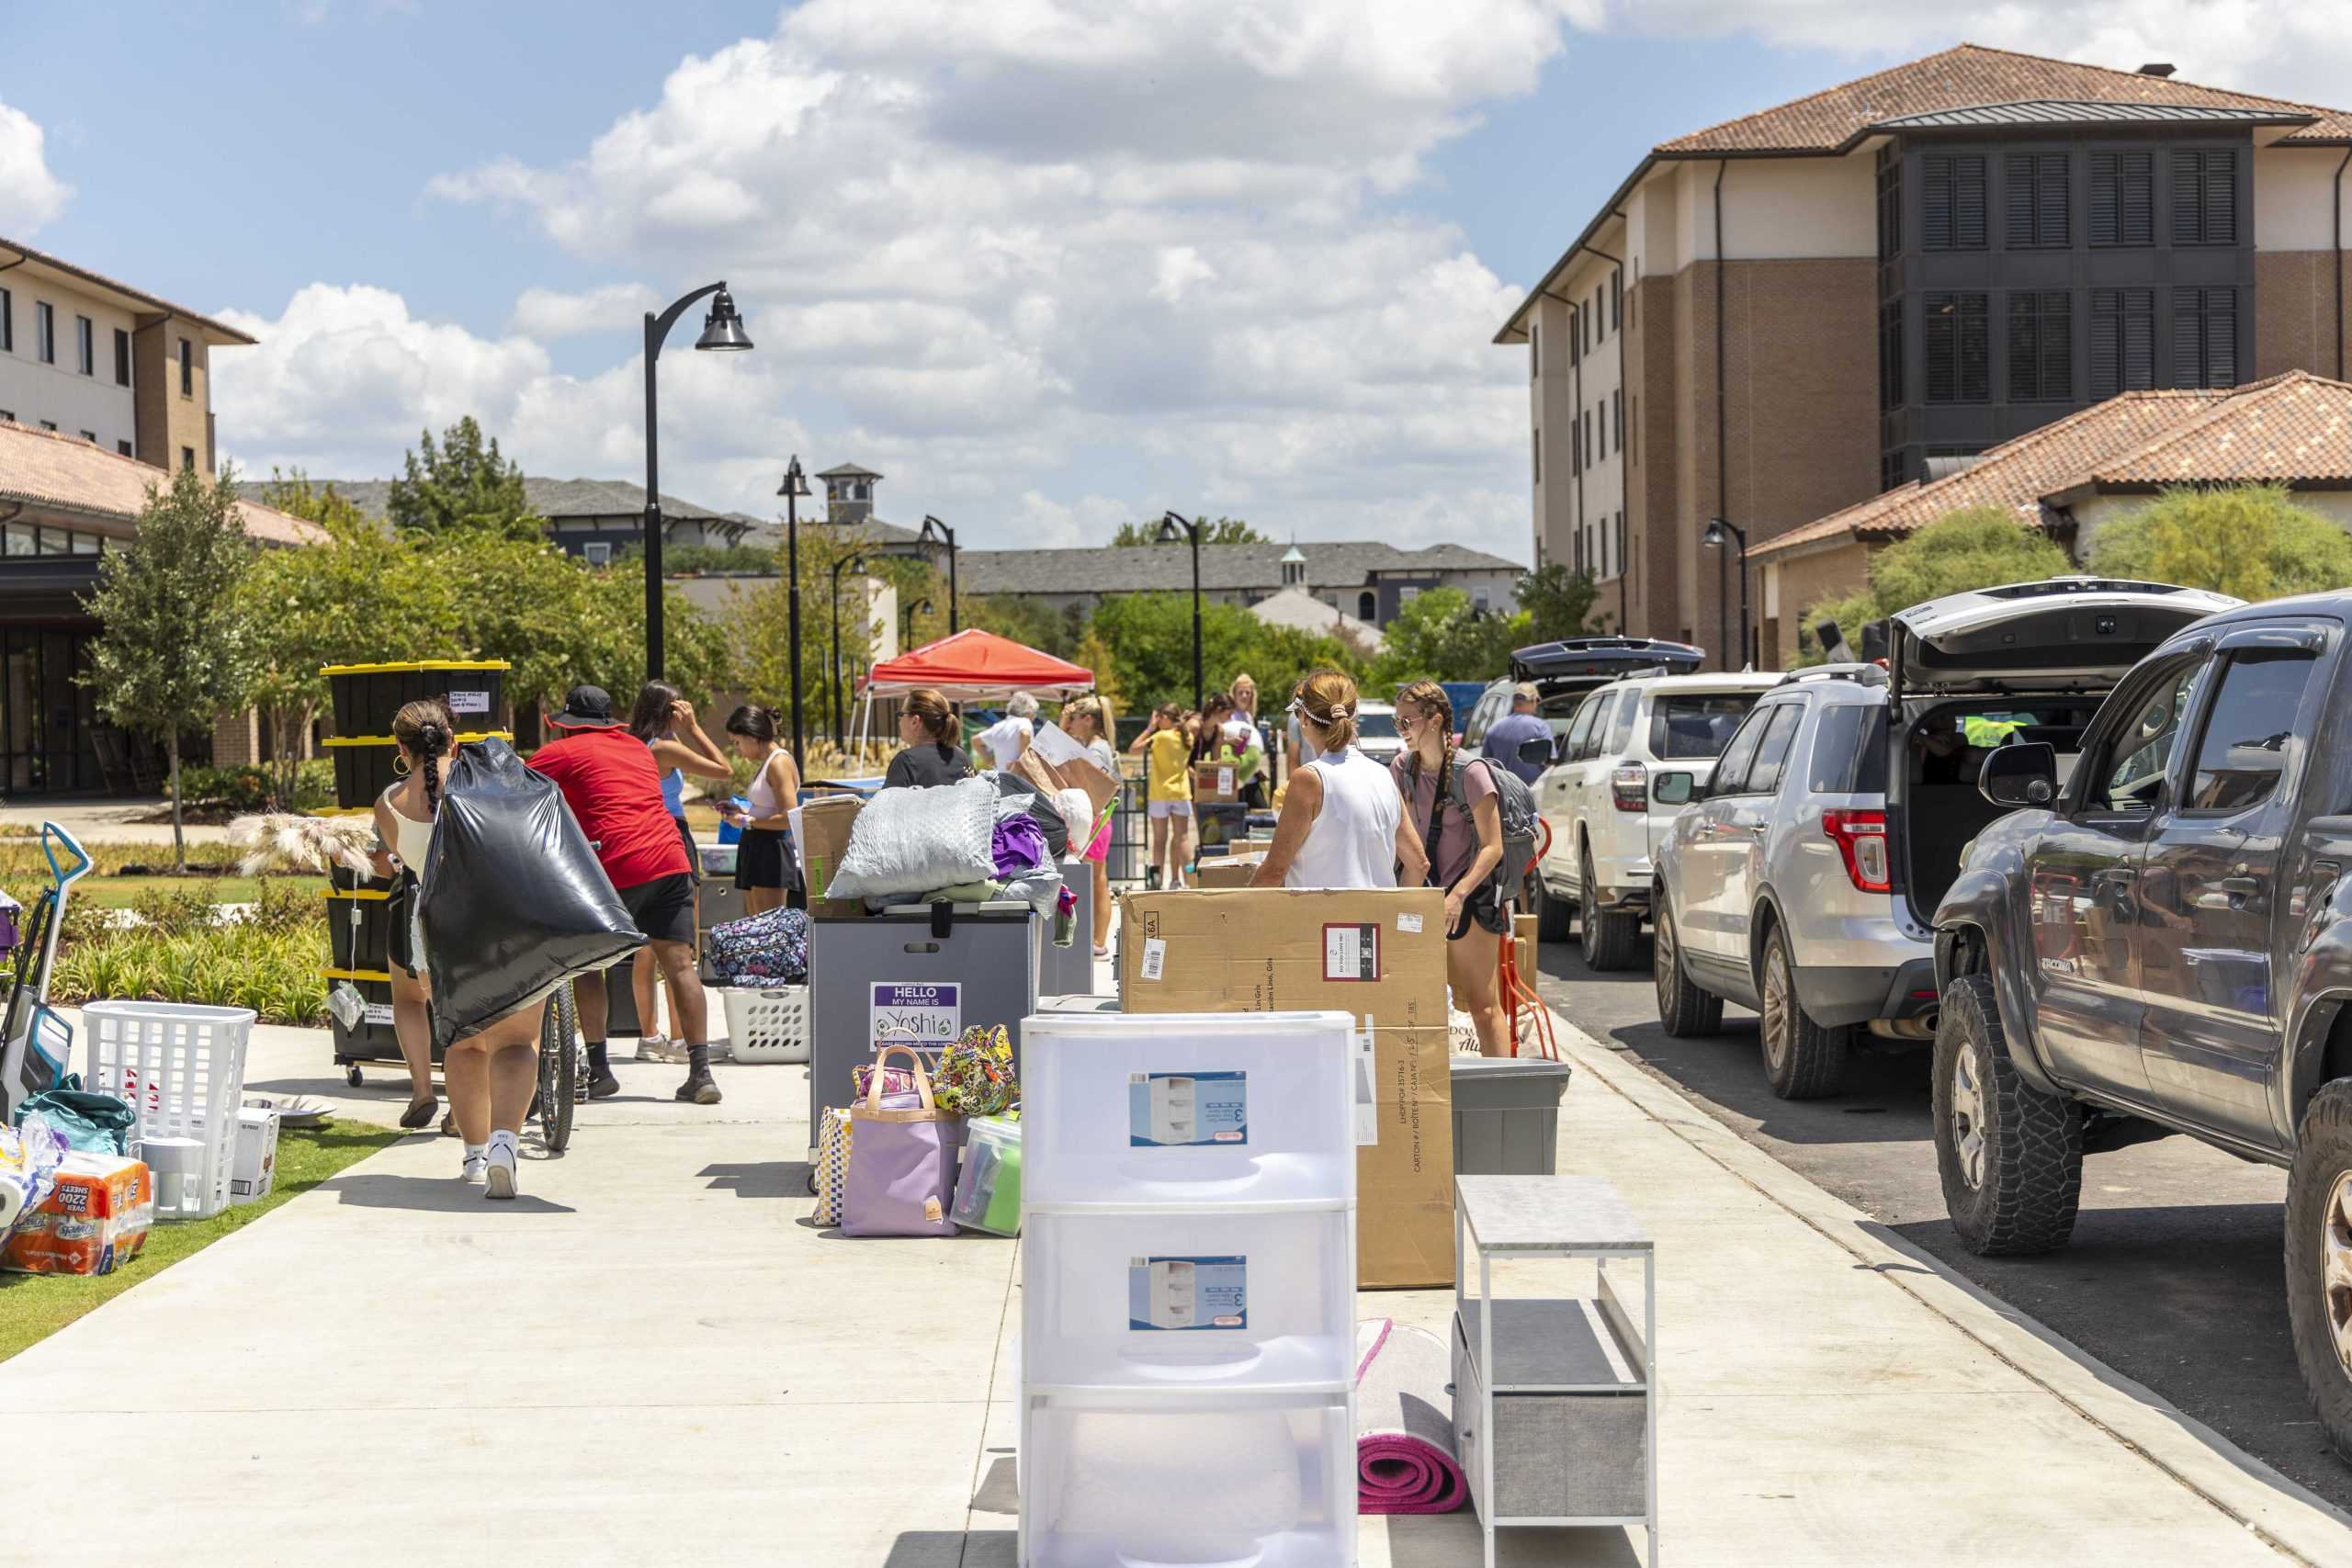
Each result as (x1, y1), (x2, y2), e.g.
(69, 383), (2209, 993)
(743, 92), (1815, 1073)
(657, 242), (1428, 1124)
(870, 982), (961, 1049)
(1217, 766), (1235, 795)
(1129, 1070), (1248, 1146)
(1128, 1256), (1248, 1330)
(1397, 912), (1424, 934)
(1139, 938), (1167, 981)
(1324, 922), (1380, 982)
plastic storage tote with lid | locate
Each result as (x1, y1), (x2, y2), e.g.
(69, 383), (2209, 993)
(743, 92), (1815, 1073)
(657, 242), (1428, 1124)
(1450, 1055), (1572, 1176)
(1023, 1206), (1352, 1393)
(1021, 1010), (1354, 1210)
(951, 1115), (1023, 1235)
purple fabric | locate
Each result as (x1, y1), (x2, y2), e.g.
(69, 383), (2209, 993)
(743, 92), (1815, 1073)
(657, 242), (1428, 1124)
(842, 1112), (959, 1237)
(990, 815), (1049, 879)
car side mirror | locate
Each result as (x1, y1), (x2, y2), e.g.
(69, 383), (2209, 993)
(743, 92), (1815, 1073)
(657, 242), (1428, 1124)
(1654, 772), (1698, 807)
(1519, 737), (1555, 768)
(1980, 742), (2059, 808)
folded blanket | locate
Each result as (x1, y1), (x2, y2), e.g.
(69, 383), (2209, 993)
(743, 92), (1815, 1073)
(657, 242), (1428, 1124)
(1356, 1318), (1466, 1515)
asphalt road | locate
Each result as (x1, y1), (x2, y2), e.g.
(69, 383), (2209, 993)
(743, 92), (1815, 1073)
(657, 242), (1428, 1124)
(1530, 928), (2352, 1514)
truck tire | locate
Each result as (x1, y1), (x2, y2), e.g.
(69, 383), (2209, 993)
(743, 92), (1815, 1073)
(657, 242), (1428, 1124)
(1533, 872), (1572, 942)
(1933, 974), (2081, 1256)
(1758, 926), (1848, 1099)
(1653, 897), (1723, 1038)
(2285, 1078), (2352, 1463)
(1580, 850), (1642, 971)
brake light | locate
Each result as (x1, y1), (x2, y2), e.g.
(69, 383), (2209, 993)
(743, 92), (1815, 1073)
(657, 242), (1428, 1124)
(1822, 808), (1891, 893)
(1611, 762), (1647, 811)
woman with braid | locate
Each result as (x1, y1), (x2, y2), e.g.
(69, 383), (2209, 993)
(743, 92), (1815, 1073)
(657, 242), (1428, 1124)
(1390, 679), (1510, 1055)
(371, 698), (548, 1198)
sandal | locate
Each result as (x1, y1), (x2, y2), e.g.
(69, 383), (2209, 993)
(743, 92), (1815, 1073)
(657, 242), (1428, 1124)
(399, 1095), (439, 1131)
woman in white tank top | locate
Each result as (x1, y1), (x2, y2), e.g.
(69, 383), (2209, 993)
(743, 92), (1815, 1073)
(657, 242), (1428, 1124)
(1250, 672), (1429, 890)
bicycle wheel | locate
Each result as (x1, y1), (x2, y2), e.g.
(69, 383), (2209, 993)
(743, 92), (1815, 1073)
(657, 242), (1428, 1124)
(537, 982), (578, 1155)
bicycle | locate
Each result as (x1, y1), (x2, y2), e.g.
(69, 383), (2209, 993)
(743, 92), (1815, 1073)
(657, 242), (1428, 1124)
(536, 979), (582, 1155)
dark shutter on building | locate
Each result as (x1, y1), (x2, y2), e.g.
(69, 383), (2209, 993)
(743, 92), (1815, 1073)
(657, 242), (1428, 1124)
(2172, 287), (2239, 387)
(1879, 295), (1904, 412)
(2005, 152), (2068, 248)
(2090, 288), (2156, 398)
(2170, 149), (2237, 244)
(1924, 293), (1988, 402)
(2007, 291), (2072, 401)
(2089, 151), (2154, 246)
(1923, 154), (1987, 251)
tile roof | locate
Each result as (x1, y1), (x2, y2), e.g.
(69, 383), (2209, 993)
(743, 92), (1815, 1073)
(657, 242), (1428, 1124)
(1871, 100), (2314, 131)
(239, 476), (740, 525)
(0, 234), (257, 345)
(956, 539), (1521, 597)
(816, 463), (882, 479)
(1751, 372), (2352, 560)
(1659, 44), (2352, 155)
(0, 421), (321, 545)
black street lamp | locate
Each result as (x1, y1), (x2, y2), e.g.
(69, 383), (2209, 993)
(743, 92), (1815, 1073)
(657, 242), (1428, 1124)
(641, 283), (752, 679)
(830, 552), (867, 746)
(776, 456), (812, 765)
(902, 596), (933, 650)
(1157, 510), (1204, 708)
(918, 514), (959, 633)
(1702, 516), (1751, 669)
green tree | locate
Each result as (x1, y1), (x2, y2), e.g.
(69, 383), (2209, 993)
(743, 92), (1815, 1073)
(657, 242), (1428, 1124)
(727, 527), (878, 747)
(1245, 624), (1368, 714)
(2087, 483), (2352, 602)
(1515, 563), (1596, 643)
(81, 467), (259, 868)
(1090, 592), (1268, 710)
(1367, 588), (1532, 690)
(386, 416), (541, 538)
(1112, 515), (1270, 547)
(960, 592), (1077, 658)
(1799, 506), (2071, 664)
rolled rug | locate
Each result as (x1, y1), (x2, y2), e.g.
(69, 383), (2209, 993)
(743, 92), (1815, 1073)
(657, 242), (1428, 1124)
(1356, 1317), (1468, 1514)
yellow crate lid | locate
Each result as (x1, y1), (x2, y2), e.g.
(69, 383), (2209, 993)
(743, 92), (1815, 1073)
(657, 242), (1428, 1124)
(322, 887), (390, 900)
(322, 966), (393, 983)
(322, 731), (511, 748)
(319, 660), (512, 675)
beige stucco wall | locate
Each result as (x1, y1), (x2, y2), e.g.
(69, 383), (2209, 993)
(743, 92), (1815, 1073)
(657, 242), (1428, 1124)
(1663, 155), (1877, 271)
(2255, 145), (2349, 253)
(0, 277), (141, 454)
(1760, 541), (1875, 670)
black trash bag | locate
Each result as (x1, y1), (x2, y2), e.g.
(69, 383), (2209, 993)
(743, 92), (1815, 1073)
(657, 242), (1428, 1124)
(420, 738), (643, 1049)
(988, 770), (1070, 859)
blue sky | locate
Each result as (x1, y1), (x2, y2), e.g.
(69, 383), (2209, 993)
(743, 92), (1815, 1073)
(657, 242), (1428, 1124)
(3, 3), (2335, 560)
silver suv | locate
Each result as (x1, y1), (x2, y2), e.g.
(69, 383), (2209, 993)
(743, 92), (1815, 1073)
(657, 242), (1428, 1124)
(1650, 577), (2238, 1099)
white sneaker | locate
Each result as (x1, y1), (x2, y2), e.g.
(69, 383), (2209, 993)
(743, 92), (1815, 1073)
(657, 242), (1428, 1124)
(637, 1033), (684, 1064)
(460, 1150), (488, 1185)
(484, 1133), (519, 1201)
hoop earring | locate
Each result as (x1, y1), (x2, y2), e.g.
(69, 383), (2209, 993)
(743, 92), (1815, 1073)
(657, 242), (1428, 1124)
(392, 751), (412, 776)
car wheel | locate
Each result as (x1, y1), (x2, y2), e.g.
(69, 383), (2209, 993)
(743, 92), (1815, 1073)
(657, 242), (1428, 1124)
(1653, 896), (1723, 1038)
(2285, 1079), (2352, 1463)
(1932, 974), (2082, 1256)
(1533, 871), (1573, 942)
(1758, 927), (1848, 1099)
(1581, 850), (1642, 971)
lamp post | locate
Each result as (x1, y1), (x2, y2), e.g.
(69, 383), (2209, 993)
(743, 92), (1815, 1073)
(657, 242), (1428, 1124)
(901, 596), (933, 651)
(641, 283), (752, 679)
(919, 514), (959, 633)
(1702, 516), (1750, 669)
(1158, 510), (1204, 709)
(776, 455), (811, 765)
(830, 552), (867, 747)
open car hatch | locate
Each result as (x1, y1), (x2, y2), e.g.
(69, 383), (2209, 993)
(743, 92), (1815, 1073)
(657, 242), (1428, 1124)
(1891, 577), (2242, 696)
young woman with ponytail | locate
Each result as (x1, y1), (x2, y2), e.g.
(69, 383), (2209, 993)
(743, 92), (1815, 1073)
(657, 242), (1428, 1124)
(1391, 679), (1510, 1055)
(372, 698), (548, 1194)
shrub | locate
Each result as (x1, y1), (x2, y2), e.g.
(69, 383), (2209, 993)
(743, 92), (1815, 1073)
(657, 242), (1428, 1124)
(51, 920), (329, 1026)
(176, 761), (335, 813)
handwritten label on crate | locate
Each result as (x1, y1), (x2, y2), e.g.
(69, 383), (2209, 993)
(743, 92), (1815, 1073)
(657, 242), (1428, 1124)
(447, 689), (492, 715)
(869, 982), (961, 1051)
(363, 1002), (394, 1028)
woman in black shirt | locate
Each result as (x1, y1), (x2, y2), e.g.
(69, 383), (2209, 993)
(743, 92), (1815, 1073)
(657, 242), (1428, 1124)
(885, 686), (973, 788)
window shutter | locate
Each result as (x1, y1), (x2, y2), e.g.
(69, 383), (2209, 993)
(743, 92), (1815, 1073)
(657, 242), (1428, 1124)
(2006, 154), (2034, 247)
(1925, 295), (1955, 401)
(2091, 289), (2118, 395)
(2090, 153), (2119, 245)
(2041, 292), (2072, 400)
(1924, 155), (1953, 250)
(2092, 152), (2153, 246)
(1954, 155), (1986, 249)
(1925, 293), (1987, 401)
(2204, 150), (2236, 244)
(2207, 289), (2236, 385)
(1959, 294), (1989, 400)
(2171, 152), (2202, 243)
(2091, 288), (2154, 397)
(2007, 295), (2036, 401)
(2123, 290), (2154, 389)
(2007, 153), (2067, 247)
(2172, 287), (2204, 383)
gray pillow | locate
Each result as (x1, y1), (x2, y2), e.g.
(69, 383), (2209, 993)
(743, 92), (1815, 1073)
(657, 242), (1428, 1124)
(826, 775), (1000, 900)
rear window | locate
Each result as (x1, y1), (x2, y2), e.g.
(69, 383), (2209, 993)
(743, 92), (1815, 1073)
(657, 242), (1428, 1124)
(1806, 703), (1890, 795)
(1649, 694), (1758, 759)
(1355, 710), (1397, 739)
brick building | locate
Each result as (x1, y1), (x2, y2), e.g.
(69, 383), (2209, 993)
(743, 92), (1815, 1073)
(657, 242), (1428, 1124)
(1497, 44), (2352, 668)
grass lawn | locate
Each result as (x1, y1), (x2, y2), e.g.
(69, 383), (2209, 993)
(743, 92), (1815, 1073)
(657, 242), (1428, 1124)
(70, 874), (329, 909)
(0, 1120), (400, 1363)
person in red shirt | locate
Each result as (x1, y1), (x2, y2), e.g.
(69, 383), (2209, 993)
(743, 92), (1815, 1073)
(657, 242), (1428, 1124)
(530, 684), (720, 1106)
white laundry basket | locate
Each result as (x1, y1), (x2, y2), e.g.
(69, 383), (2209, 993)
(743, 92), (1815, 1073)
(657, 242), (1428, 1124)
(82, 1001), (255, 1221)
(718, 986), (810, 1064)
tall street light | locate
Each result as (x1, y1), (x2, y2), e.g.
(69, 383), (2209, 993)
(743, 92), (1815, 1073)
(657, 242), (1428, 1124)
(1702, 516), (1750, 670)
(641, 283), (752, 678)
(830, 552), (867, 747)
(902, 596), (933, 651)
(775, 456), (812, 765)
(918, 514), (959, 633)
(1157, 510), (1204, 709)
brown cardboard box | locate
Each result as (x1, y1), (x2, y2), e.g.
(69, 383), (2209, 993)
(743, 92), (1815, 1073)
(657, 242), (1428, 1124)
(1192, 762), (1240, 805)
(1012, 721), (1120, 818)
(1118, 887), (1455, 1287)
(797, 795), (866, 919)
(1193, 854), (1264, 888)
(1513, 911), (1538, 987)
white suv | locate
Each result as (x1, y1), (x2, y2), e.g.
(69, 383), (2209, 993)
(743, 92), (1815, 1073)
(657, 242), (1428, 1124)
(1532, 671), (1780, 967)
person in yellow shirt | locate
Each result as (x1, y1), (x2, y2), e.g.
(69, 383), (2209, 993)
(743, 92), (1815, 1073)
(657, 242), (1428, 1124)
(1127, 702), (1197, 889)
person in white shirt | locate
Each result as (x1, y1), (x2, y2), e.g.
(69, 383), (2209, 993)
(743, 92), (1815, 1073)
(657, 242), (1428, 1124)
(978, 692), (1036, 769)
(1251, 671), (1428, 890)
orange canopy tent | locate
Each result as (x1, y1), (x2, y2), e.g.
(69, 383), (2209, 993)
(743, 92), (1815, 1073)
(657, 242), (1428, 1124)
(860, 627), (1095, 704)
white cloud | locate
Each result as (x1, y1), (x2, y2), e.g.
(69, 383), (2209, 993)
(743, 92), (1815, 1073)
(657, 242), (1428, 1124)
(0, 100), (72, 233)
(509, 283), (660, 338)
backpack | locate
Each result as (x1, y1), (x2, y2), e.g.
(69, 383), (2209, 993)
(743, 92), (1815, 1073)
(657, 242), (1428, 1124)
(1412, 753), (1541, 906)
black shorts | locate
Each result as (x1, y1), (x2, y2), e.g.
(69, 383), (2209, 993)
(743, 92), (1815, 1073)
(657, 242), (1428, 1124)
(1446, 879), (1511, 940)
(673, 815), (700, 885)
(387, 871), (422, 980)
(733, 826), (802, 893)
(617, 872), (698, 948)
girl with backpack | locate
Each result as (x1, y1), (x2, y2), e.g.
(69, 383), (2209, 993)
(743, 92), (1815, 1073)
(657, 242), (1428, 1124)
(1391, 679), (1510, 1055)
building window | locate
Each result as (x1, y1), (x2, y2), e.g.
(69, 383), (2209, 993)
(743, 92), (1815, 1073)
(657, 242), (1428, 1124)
(39, 421), (56, 432)
(2090, 151), (2154, 246)
(1530, 322), (1539, 378)
(2007, 291), (2072, 401)
(77, 429), (95, 444)
(2090, 288), (2156, 397)
(2172, 149), (2238, 245)
(1573, 527), (1585, 576)
(74, 315), (93, 376)
(1583, 409), (1593, 467)
(1358, 591), (1376, 622)
(1611, 271), (1622, 333)
(1924, 292), (1989, 402)
(1922, 153), (1987, 251)
(2174, 287), (2239, 388)
(1876, 146), (1902, 262)
(1617, 512), (1627, 579)
(1598, 400), (1608, 461)
(1532, 428), (1541, 484)
(2005, 152), (2068, 249)
(0, 287), (11, 353)
(36, 302), (54, 364)
(178, 338), (193, 396)
(1474, 585), (1491, 610)
(0, 411), (11, 423)
(1878, 295), (1905, 412)
(181, 446), (196, 471)
(113, 329), (130, 387)
(1629, 394), (1639, 466)
(1593, 285), (1604, 343)
(116, 440), (131, 457)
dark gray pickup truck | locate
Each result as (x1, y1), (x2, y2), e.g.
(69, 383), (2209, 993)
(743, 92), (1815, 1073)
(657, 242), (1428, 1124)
(1932, 592), (2352, 1460)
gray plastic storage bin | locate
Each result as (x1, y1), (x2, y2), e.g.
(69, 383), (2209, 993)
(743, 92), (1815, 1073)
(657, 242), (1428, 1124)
(1451, 1055), (1572, 1176)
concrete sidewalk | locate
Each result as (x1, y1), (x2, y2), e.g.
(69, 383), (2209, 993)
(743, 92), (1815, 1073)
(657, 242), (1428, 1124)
(4, 1010), (2349, 1565)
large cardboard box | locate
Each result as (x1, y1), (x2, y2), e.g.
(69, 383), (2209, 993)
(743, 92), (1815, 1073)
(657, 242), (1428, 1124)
(1193, 854), (1264, 889)
(1513, 911), (1539, 987)
(1192, 762), (1240, 805)
(1119, 887), (1455, 1288)
(1014, 721), (1121, 818)
(797, 795), (865, 919)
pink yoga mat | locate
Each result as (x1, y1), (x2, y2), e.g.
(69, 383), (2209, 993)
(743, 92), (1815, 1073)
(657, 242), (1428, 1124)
(1355, 1318), (1467, 1515)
